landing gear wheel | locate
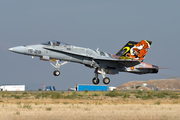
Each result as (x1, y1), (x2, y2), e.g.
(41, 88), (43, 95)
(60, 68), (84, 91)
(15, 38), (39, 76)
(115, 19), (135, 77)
(53, 70), (60, 76)
(103, 77), (110, 84)
(92, 77), (100, 85)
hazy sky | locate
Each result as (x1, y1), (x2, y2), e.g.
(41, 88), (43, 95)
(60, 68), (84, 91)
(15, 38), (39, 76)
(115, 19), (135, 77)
(0, 1), (180, 90)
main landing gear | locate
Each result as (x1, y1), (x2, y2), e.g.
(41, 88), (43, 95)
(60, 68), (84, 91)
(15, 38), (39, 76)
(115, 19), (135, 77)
(50, 60), (69, 76)
(92, 68), (110, 85)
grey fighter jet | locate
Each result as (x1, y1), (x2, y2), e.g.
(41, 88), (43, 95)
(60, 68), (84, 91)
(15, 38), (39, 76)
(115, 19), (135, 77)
(9, 40), (159, 85)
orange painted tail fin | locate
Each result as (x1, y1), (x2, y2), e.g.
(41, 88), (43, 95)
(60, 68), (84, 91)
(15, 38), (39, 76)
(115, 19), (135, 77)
(116, 40), (152, 61)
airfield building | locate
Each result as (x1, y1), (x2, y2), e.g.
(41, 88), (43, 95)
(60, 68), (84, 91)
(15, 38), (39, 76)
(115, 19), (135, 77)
(0, 85), (25, 91)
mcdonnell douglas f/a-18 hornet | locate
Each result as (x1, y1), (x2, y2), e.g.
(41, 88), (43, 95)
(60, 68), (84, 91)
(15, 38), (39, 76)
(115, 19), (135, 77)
(9, 40), (159, 85)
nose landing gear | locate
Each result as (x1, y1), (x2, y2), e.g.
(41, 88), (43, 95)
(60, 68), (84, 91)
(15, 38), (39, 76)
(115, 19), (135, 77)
(50, 60), (69, 76)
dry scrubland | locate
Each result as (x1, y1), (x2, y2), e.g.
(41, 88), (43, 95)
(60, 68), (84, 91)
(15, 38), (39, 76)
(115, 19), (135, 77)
(117, 79), (180, 90)
(0, 91), (180, 120)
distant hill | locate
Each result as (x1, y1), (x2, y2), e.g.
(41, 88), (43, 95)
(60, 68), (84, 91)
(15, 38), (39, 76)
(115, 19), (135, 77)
(116, 79), (180, 90)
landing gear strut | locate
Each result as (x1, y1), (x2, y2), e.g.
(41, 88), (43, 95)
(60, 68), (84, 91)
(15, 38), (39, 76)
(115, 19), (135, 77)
(92, 68), (110, 85)
(50, 60), (69, 76)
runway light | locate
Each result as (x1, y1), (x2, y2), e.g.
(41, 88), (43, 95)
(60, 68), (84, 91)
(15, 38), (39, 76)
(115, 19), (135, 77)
(32, 56), (34, 59)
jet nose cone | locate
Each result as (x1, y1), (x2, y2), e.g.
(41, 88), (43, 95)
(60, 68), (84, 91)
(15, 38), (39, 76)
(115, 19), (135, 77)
(9, 46), (26, 54)
(9, 48), (13, 51)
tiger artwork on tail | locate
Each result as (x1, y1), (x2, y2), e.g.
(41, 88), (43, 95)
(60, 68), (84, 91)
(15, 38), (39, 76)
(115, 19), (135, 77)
(116, 40), (152, 61)
(126, 40), (151, 61)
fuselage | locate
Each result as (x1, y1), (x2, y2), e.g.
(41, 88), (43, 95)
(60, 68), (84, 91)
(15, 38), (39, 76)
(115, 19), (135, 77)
(9, 41), (159, 75)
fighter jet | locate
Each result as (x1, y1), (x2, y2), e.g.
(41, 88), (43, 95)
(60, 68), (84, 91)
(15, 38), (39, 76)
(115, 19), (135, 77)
(9, 40), (159, 85)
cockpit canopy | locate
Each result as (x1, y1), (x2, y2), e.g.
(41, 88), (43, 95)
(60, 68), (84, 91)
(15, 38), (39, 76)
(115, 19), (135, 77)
(42, 40), (68, 46)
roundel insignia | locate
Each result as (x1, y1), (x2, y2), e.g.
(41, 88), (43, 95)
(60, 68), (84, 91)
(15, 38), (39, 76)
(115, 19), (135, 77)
(131, 67), (134, 70)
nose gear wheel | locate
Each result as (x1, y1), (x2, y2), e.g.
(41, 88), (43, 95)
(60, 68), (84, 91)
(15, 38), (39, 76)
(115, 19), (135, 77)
(53, 70), (60, 76)
(50, 60), (69, 76)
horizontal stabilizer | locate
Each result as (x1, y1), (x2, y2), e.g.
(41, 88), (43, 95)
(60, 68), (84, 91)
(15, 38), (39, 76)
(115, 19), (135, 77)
(118, 61), (140, 67)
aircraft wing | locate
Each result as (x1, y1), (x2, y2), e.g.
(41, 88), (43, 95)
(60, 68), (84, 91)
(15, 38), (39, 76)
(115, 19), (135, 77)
(94, 58), (140, 67)
(43, 47), (140, 67)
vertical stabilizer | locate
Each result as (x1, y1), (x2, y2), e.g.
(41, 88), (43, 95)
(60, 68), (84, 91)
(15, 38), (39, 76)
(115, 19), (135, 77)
(116, 40), (152, 61)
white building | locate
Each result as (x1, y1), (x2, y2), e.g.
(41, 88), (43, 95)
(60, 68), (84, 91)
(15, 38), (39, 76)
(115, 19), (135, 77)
(0, 85), (25, 91)
(109, 86), (116, 91)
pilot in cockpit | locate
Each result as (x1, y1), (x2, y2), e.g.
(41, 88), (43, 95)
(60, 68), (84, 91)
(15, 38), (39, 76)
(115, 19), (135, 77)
(56, 41), (60, 46)
(53, 41), (60, 46)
